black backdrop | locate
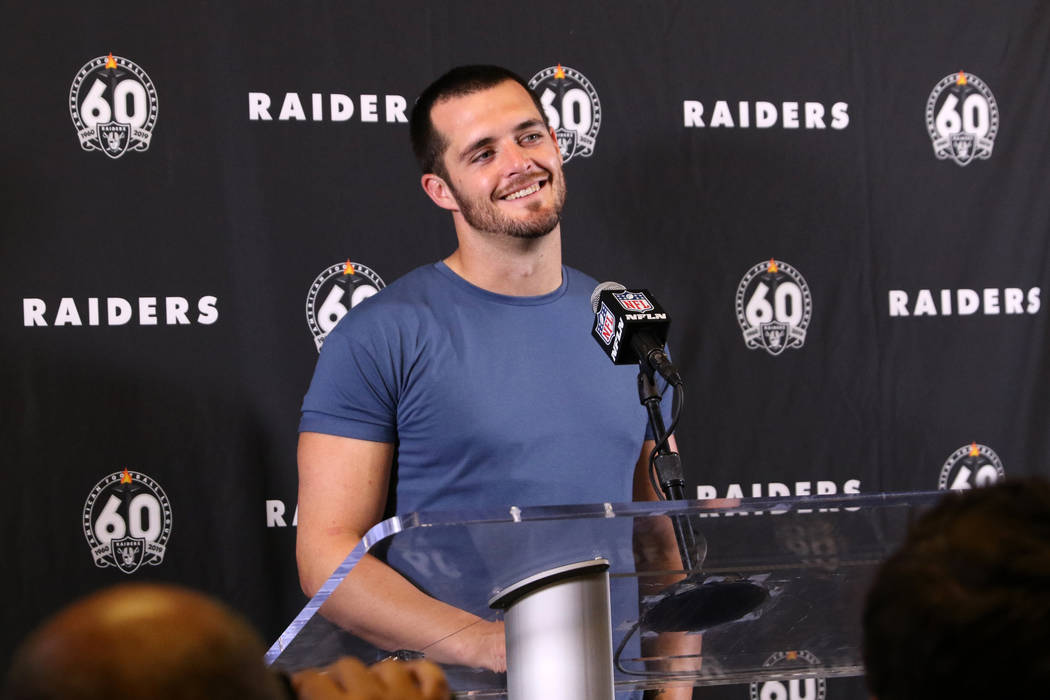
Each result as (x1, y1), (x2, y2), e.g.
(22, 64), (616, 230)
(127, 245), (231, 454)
(4, 2), (1049, 696)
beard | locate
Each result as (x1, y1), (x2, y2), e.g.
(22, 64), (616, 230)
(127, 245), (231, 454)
(449, 171), (567, 240)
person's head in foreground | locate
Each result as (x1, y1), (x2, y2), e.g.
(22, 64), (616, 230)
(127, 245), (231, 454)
(863, 477), (1050, 699)
(3, 582), (288, 699)
(4, 582), (451, 700)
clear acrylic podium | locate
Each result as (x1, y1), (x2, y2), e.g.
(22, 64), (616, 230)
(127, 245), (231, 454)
(266, 491), (942, 698)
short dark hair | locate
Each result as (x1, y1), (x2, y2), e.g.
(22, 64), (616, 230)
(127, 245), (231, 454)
(862, 478), (1050, 700)
(410, 65), (548, 178)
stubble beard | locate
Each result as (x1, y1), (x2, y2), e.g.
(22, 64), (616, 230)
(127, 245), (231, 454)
(450, 171), (567, 240)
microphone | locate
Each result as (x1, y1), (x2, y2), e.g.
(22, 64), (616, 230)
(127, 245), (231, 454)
(590, 282), (682, 386)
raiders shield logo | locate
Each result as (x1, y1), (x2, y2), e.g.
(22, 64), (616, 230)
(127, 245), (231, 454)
(555, 127), (579, 162)
(97, 121), (131, 158)
(950, 132), (976, 165)
(112, 536), (146, 574)
(760, 322), (789, 355)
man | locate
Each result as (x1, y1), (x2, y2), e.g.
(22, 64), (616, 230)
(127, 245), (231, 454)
(862, 478), (1050, 699)
(296, 65), (682, 680)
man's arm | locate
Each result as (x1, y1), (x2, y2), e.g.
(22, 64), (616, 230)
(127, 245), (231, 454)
(634, 438), (689, 571)
(296, 431), (506, 671)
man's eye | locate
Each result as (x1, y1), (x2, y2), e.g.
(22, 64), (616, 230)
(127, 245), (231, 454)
(472, 150), (494, 163)
(521, 133), (541, 143)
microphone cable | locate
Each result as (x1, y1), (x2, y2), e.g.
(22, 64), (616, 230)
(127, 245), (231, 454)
(648, 382), (683, 501)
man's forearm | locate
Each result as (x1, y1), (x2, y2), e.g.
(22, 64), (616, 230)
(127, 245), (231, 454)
(634, 517), (703, 699)
(303, 545), (506, 672)
(633, 439), (703, 695)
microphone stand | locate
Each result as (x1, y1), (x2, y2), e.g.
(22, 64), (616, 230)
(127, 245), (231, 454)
(635, 368), (770, 636)
(637, 368), (703, 571)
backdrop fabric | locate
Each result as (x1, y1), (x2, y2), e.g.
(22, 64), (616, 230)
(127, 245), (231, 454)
(3, 3), (1047, 697)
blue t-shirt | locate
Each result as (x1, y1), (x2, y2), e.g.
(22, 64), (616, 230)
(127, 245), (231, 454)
(301, 263), (666, 693)
(300, 262), (660, 515)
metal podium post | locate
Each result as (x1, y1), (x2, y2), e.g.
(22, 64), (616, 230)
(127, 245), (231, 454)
(489, 559), (615, 700)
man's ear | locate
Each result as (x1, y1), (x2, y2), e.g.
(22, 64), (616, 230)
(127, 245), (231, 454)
(421, 173), (459, 212)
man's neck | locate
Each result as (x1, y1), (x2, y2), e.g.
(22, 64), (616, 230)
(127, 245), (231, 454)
(445, 224), (563, 296)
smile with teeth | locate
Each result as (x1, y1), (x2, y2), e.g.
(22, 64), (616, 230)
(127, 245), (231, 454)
(502, 180), (545, 201)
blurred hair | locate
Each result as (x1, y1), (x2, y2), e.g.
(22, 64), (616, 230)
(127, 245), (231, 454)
(4, 583), (288, 700)
(863, 478), (1050, 699)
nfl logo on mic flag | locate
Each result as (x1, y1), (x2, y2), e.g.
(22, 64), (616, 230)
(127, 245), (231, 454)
(614, 291), (654, 312)
(596, 303), (616, 345)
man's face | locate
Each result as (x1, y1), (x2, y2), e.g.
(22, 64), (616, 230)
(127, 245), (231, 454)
(429, 81), (566, 239)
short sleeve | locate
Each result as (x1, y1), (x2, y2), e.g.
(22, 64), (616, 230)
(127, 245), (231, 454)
(298, 315), (400, 443)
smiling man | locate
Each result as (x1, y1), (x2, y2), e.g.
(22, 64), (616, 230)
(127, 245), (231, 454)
(424, 84), (565, 242)
(295, 66), (679, 685)
(415, 68), (567, 294)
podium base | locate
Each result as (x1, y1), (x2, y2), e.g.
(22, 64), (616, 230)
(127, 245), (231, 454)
(490, 559), (614, 700)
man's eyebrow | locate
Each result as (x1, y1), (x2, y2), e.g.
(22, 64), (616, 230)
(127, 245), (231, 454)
(515, 118), (545, 132)
(459, 136), (495, 161)
(458, 119), (547, 161)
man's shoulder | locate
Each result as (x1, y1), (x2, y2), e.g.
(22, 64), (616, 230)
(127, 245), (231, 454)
(323, 263), (443, 341)
(372, 263), (444, 301)
(348, 264), (445, 311)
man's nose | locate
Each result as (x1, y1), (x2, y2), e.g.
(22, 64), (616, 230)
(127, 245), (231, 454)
(499, 141), (533, 174)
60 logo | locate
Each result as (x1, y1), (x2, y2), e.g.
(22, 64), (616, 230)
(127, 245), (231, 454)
(83, 469), (172, 574)
(70, 54), (158, 159)
(736, 259), (812, 356)
(926, 71), (998, 167)
(528, 65), (601, 163)
(306, 261), (386, 351)
(749, 650), (827, 700)
(939, 443), (1005, 490)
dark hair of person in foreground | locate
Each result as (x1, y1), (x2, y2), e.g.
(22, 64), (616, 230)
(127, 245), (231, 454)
(862, 477), (1050, 700)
